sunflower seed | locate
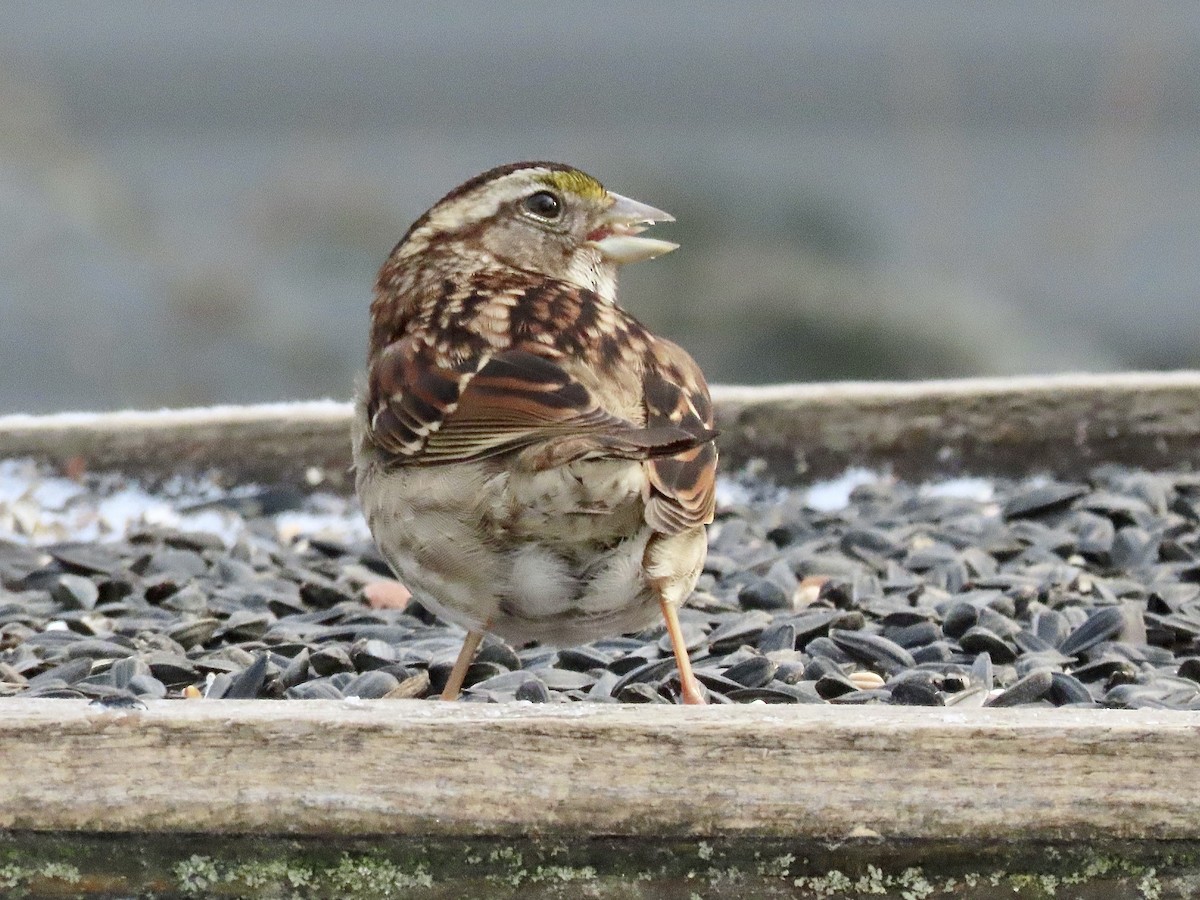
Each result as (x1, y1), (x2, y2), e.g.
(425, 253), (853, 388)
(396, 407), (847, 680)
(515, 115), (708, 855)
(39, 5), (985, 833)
(828, 629), (915, 674)
(1060, 606), (1127, 657)
(986, 669), (1054, 707)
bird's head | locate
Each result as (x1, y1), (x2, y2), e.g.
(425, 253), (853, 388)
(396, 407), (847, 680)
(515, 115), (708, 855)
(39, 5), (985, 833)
(396, 161), (677, 295)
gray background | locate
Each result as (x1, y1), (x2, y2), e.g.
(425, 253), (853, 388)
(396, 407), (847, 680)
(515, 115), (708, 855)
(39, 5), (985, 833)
(2, 2), (1198, 413)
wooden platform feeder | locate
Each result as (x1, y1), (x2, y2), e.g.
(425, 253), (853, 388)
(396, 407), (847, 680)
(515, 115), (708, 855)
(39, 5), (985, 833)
(2, 372), (1200, 898)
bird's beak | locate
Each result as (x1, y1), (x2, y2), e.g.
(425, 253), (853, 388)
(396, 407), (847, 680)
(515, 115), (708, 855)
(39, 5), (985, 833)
(590, 191), (679, 265)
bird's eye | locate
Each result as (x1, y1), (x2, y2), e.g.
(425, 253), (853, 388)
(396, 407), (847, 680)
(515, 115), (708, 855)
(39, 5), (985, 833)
(523, 191), (562, 220)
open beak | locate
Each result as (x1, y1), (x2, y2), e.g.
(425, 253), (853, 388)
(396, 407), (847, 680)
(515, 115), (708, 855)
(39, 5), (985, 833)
(590, 191), (679, 265)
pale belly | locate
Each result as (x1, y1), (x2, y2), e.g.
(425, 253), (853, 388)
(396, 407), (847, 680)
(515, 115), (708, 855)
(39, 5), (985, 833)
(356, 454), (703, 646)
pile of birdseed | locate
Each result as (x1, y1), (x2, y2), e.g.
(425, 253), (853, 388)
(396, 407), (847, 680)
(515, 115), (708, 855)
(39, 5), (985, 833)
(2, 457), (1199, 708)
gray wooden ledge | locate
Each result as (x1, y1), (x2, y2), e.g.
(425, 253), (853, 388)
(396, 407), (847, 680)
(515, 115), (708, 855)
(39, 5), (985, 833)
(1, 371), (1198, 484)
(1, 699), (1198, 842)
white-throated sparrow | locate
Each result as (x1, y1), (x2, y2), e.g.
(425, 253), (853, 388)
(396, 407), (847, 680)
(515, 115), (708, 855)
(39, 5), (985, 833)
(352, 162), (717, 704)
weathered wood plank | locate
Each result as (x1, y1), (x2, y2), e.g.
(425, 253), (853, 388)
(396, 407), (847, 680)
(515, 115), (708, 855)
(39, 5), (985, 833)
(1, 699), (1196, 840)
(712, 370), (1200, 479)
(2, 372), (1198, 484)
(0, 400), (356, 490)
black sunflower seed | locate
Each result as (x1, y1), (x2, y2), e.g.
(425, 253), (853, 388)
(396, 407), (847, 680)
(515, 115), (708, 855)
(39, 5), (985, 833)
(986, 669), (1053, 707)
(1060, 606), (1127, 657)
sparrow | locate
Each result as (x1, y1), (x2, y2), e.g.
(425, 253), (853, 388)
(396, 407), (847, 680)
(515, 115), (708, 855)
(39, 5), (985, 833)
(351, 161), (717, 704)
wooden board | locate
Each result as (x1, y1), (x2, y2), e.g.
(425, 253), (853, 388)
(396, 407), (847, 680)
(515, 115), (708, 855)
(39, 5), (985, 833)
(1, 371), (1198, 485)
(1, 699), (1197, 841)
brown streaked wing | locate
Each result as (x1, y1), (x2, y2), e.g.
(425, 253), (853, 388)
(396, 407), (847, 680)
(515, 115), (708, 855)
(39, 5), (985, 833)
(369, 344), (681, 466)
(366, 333), (476, 459)
(369, 329), (718, 469)
(419, 349), (631, 463)
(642, 340), (719, 534)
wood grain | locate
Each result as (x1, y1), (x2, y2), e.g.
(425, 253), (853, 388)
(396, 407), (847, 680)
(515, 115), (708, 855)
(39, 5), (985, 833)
(1, 699), (1197, 840)
(711, 371), (1200, 479)
(2, 372), (1198, 485)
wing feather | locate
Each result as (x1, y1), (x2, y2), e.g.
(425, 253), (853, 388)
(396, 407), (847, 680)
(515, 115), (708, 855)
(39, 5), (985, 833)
(642, 339), (719, 534)
(368, 342), (710, 467)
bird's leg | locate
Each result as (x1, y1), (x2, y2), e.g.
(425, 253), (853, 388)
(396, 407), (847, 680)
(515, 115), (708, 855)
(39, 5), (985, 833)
(441, 628), (486, 701)
(659, 597), (707, 705)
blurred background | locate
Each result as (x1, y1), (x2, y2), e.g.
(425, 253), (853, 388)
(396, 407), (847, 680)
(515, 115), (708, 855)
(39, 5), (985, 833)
(2, 1), (1199, 414)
